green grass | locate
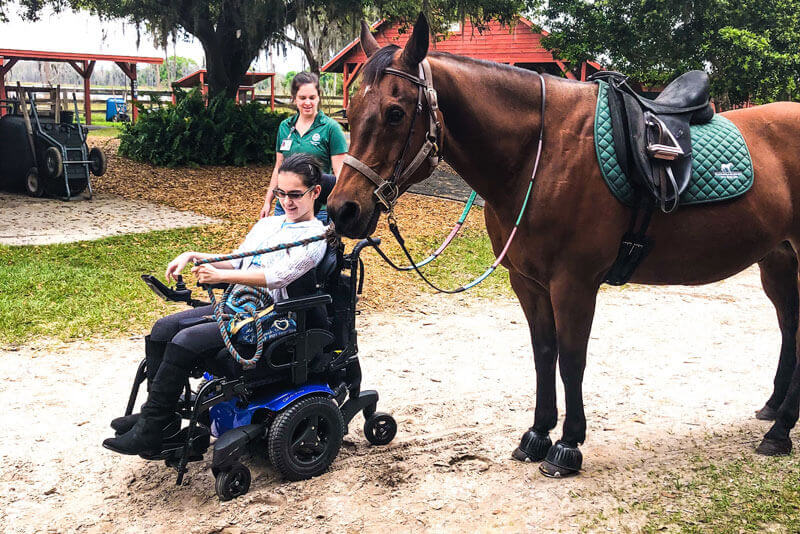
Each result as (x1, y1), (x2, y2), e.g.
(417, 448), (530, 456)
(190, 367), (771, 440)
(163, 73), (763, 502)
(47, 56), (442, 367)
(640, 454), (800, 533)
(0, 226), (227, 345)
(586, 451), (800, 533)
(89, 113), (128, 129)
(392, 228), (514, 298)
(0, 224), (511, 345)
(86, 127), (121, 138)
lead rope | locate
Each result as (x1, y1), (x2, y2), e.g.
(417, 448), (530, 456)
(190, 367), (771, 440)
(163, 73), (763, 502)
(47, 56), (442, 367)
(369, 73), (546, 293)
(391, 190), (477, 271)
(194, 232), (328, 369)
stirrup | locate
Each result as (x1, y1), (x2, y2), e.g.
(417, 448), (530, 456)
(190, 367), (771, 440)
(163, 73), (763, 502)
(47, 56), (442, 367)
(646, 116), (684, 161)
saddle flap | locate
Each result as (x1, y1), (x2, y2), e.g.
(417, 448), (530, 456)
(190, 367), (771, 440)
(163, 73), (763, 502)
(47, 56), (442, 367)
(615, 91), (693, 207)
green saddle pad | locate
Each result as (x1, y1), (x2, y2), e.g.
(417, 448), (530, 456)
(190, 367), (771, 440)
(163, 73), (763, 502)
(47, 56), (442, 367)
(594, 81), (754, 207)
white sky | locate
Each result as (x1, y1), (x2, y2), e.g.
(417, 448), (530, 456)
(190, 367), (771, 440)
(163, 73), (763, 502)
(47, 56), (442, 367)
(0, 3), (306, 74)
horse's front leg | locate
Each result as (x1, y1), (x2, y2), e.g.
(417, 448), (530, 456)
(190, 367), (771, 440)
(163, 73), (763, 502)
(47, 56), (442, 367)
(508, 272), (559, 463)
(539, 273), (601, 477)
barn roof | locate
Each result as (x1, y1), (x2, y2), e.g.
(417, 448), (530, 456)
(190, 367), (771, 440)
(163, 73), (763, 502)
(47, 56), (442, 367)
(172, 69), (275, 88)
(321, 18), (601, 73)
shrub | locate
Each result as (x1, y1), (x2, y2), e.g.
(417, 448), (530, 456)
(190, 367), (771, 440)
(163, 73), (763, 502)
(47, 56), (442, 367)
(119, 88), (292, 167)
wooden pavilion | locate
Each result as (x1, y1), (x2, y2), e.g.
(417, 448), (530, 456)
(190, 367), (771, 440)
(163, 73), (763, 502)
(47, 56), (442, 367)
(171, 69), (276, 110)
(0, 49), (163, 124)
(321, 18), (602, 108)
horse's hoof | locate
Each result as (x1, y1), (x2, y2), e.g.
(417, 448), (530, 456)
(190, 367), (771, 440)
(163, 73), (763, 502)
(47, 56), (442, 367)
(755, 404), (779, 421)
(538, 440), (581, 478)
(512, 428), (552, 462)
(756, 437), (792, 456)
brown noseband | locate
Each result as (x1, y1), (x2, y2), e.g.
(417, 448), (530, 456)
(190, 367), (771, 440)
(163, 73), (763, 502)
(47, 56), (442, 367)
(343, 59), (442, 213)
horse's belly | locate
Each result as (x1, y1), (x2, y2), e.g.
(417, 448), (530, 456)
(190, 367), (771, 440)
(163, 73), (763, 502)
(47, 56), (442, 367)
(627, 201), (788, 285)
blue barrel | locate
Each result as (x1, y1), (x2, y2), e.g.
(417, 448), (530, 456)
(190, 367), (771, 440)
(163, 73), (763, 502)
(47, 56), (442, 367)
(105, 97), (125, 121)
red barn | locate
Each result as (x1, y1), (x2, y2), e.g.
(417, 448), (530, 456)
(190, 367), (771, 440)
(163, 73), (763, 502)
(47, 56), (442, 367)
(321, 17), (602, 107)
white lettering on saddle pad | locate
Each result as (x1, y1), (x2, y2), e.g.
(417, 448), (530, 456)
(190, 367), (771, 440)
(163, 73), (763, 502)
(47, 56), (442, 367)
(714, 162), (743, 179)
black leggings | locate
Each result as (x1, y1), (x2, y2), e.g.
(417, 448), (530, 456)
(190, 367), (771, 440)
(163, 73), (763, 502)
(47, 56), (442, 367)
(150, 305), (226, 370)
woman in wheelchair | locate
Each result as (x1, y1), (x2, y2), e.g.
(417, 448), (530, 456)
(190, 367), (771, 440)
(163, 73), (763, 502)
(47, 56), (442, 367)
(103, 153), (329, 457)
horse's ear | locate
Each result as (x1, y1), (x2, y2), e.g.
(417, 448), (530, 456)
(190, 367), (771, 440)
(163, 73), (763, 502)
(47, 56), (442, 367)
(400, 12), (430, 68)
(360, 20), (380, 58)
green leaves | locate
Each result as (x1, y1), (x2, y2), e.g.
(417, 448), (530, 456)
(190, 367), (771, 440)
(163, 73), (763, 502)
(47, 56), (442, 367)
(542, 0), (800, 106)
(118, 88), (291, 167)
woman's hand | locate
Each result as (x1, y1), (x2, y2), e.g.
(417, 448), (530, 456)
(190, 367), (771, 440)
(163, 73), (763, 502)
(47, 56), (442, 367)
(191, 264), (227, 285)
(165, 252), (195, 282)
(259, 196), (272, 219)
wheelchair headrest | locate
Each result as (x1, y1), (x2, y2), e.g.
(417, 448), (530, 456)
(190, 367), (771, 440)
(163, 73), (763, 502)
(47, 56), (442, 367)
(314, 173), (336, 214)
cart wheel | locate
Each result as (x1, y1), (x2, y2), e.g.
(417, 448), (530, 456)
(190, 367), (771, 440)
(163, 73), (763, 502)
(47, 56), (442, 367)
(88, 147), (107, 176)
(25, 167), (45, 197)
(364, 412), (397, 446)
(268, 396), (344, 481)
(44, 147), (63, 179)
(214, 462), (251, 501)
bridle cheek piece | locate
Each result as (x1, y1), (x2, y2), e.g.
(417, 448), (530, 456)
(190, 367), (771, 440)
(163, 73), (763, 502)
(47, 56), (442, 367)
(343, 58), (442, 214)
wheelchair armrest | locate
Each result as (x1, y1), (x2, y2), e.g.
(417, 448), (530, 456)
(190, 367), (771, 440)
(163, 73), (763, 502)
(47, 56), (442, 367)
(274, 293), (332, 313)
(199, 282), (230, 290)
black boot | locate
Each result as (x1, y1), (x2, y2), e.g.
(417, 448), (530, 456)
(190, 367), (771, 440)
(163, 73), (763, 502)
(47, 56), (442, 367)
(110, 336), (168, 433)
(103, 351), (192, 456)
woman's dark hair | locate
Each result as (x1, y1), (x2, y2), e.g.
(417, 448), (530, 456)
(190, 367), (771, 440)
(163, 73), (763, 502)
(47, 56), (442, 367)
(278, 153), (323, 187)
(290, 71), (321, 99)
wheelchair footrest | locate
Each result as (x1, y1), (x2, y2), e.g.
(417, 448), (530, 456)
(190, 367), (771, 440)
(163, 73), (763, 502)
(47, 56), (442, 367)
(340, 390), (378, 426)
(212, 423), (267, 472)
(148, 424), (211, 463)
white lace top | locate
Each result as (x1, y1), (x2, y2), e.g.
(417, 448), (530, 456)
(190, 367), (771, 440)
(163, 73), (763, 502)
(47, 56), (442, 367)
(228, 215), (327, 303)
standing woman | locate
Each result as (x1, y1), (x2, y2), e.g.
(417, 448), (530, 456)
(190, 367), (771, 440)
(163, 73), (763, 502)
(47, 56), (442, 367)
(261, 72), (348, 221)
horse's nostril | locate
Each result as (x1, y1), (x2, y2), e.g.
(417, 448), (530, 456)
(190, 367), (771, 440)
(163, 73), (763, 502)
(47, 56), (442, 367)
(339, 201), (361, 227)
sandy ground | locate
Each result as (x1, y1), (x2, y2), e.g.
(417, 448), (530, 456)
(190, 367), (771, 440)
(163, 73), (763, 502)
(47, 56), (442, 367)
(0, 265), (787, 533)
(0, 192), (221, 246)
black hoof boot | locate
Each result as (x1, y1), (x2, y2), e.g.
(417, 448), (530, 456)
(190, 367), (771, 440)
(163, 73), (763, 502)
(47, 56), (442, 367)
(756, 437), (792, 456)
(539, 440), (582, 478)
(512, 428), (553, 462)
(755, 404), (779, 421)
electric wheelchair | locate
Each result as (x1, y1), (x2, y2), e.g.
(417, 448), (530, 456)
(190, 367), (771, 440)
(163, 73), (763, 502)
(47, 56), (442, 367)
(120, 236), (396, 500)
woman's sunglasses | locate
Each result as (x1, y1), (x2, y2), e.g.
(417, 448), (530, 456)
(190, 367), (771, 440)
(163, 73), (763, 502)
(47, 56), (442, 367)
(274, 185), (315, 200)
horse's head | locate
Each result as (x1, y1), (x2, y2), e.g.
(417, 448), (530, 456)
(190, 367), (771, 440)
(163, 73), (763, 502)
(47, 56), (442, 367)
(328, 13), (440, 238)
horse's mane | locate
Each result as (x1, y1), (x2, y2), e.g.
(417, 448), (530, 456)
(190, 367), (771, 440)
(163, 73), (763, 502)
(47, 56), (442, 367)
(429, 51), (552, 79)
(362, 45), (400, 85)
(362, 45), (557, 85)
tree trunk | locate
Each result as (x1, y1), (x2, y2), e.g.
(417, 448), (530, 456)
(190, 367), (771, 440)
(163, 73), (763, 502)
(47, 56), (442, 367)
(189, 10), (262, 99)
(202, 37), (253, 99)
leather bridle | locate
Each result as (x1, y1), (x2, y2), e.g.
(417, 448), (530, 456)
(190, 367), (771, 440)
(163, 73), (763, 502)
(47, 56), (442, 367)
(342, 58), (442, 213)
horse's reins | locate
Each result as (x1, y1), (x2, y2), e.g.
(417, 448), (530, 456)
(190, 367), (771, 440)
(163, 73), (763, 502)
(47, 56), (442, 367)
(194, 232), (328, 369)
(346, 60), (547, 293)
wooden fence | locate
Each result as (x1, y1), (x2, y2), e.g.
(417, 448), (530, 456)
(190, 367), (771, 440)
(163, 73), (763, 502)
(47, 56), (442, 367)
(4, 85), (343, 120)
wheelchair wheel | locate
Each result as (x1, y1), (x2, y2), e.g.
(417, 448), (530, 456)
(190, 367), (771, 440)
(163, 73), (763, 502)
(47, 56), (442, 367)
(215, 462), (251, 501)
(364, 412), (397, 446)
(268, 396), (344, 481)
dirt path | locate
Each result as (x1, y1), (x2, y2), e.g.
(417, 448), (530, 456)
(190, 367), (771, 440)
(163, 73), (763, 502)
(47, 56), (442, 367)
(0, 192), (221, 246)
(0, 266), (785, 533)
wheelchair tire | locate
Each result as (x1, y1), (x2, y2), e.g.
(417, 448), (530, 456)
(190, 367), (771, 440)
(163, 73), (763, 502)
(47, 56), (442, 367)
(364, 412), (397, 446)
(214, 462), (251, 501)
(268, 395), (344, 481)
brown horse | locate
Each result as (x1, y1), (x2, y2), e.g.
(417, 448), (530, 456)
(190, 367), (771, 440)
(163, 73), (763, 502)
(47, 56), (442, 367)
(327, 13), (800, 476)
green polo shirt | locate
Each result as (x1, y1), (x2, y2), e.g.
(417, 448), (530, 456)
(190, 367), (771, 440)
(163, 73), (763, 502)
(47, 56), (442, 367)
(276, 111), (348, 174)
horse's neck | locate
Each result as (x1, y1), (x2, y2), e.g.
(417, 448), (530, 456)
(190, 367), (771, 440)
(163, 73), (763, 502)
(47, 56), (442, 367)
(429, 55), (590, 209)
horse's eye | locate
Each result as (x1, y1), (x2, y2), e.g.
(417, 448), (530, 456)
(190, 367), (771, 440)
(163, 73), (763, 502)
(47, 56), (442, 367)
(387, 107), (405, 125)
